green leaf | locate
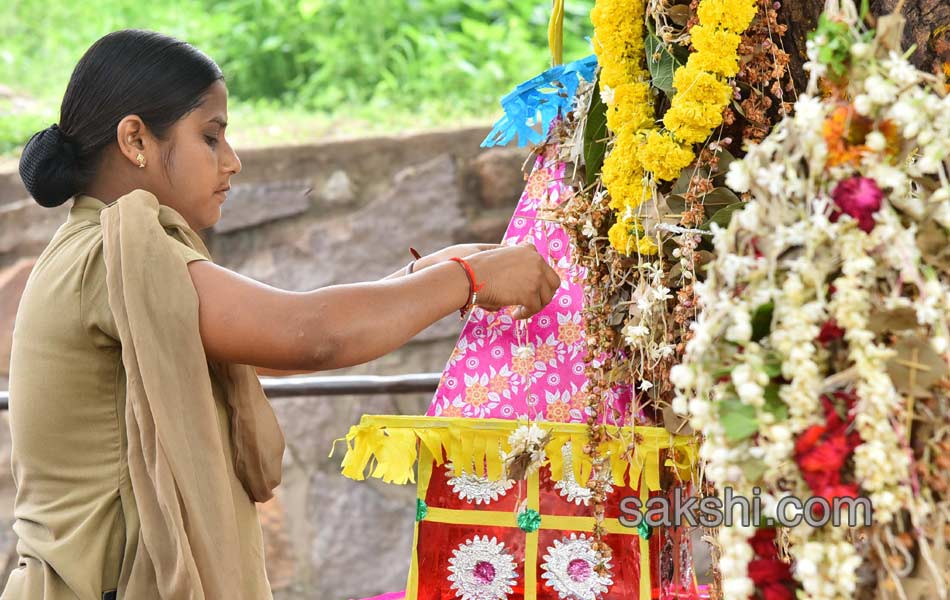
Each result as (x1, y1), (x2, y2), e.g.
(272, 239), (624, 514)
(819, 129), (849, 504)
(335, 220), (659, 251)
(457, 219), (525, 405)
(584, 80), (609, 187)
(671, 167), (699, 195)
(751, 301), (774, 342)
(645, 33), (685, 94)
(666, 194), (687, 214)
(712, 366), (733, 380)
(763, 361), (782, 379)
(712, 149), (737, 180)
(762, 384), (788, 421)
(668, 4), (691, 27)
(719, 398), (759, 443)
(700, 187), (742, 219)
(702, 201), (745, 230)
(741, 459), (767, 482)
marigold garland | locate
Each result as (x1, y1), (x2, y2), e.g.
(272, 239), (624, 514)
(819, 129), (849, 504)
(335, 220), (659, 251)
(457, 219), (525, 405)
(646, 0), (757, 178)
(593, 0), (757, 258)
(591, 0), (656, 257)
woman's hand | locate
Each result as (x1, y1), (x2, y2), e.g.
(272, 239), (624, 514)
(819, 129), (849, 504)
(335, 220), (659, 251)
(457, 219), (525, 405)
(465, 243), (560, 320)
(382, 243), (501, 280)
(415, 243), (501, 270)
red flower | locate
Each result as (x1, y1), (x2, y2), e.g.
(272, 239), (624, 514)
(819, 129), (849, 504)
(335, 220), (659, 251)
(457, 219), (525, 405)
(819, 483), (860, 502)
(817, 319), (845, 345)
(761, 582), (796, 600)
(795, 392), (862, 501)
(795, 424), (827, 455)
(749, 528), (779, 558)
(748, 559), (792, 583)
(798, 432), (851, 474)
(746, 529), (798, 600)
(831, 176), (884, 233)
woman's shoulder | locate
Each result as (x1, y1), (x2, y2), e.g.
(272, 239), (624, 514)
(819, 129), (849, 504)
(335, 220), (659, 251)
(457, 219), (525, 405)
(13, 217), (117, 347)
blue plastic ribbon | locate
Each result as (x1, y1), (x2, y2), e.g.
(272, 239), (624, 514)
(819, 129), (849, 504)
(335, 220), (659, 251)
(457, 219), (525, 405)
(481, 54), (599, 148)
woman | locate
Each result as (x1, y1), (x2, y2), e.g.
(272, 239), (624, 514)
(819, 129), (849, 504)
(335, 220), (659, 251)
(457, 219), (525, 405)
(4, 29), (559, 599)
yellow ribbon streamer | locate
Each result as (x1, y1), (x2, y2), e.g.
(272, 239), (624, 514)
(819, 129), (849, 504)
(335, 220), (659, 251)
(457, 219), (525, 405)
(524, 470), (541, 597)
(548, 0), (564, 66)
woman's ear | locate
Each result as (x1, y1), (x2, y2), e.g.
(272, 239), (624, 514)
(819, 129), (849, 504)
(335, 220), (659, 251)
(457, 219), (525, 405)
(116, 115), (150, 169)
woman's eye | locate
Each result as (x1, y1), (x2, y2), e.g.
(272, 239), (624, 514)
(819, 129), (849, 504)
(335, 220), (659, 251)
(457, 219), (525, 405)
(205, 135), (218, 148)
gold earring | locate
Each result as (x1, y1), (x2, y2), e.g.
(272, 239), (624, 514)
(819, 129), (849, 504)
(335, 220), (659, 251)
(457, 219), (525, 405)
(136, 153), (146, 169)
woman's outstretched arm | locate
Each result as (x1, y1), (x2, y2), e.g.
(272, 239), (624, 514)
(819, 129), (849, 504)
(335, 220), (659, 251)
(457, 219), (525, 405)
(189, 244), (559, 372)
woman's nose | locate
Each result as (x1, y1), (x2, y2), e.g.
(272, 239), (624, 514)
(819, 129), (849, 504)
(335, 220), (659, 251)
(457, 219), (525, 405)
(224, 142), (242, 175)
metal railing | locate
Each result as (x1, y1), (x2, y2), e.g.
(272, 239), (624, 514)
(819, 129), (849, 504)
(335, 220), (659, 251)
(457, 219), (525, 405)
(0, 372), (443, 411)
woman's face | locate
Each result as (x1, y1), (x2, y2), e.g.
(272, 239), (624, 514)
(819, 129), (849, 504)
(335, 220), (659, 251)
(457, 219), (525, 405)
(146, 80), (241, 231)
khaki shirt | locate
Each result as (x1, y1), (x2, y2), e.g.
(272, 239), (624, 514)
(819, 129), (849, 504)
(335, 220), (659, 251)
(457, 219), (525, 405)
(3, 196), (271, 599)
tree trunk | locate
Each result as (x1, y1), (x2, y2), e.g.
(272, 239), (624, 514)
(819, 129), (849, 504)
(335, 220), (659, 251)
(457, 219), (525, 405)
(779, 0), (950, 93)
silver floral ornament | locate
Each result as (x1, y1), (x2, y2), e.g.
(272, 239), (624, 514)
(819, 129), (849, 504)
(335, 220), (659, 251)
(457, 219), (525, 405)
(553, 442), (613, 505)
(446, 461), (515, 505)
(447, 536), (519, 600)
(540, 533), (613, 600)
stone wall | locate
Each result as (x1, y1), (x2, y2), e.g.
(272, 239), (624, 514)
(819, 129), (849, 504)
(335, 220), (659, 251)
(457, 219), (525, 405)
(0, 126), (529, 598)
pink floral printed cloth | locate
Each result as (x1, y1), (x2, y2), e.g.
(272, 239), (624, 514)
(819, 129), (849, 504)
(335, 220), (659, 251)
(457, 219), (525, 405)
(427, 148), (629, 424)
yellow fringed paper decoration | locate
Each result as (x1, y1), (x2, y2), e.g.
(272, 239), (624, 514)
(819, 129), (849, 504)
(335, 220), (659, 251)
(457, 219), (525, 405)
(571, 432), (587, 484)
(336, 416), (698, 491)
(372, 428), (419, 484)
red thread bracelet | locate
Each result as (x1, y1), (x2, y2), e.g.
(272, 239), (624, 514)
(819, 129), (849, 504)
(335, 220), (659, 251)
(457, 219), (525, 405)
(449, 257), (485, 319)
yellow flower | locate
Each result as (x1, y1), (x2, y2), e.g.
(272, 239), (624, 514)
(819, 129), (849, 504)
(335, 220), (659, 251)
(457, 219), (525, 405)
(664, 62), (734, 144)
(696, 0), (757, 32)
(603, 129), (650, 209)
(637, 131), (695, 182)
(606, 82), (654, 133)
(608, 216), (658, 256)
(593, 0), (649, 90)
(593, 0), (755, 194)
(672, 62), (734, 103)
(689, 25), (742, 77)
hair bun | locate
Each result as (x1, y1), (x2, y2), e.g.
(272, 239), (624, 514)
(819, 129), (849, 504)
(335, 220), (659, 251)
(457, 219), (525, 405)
(19, 124), (81, 208)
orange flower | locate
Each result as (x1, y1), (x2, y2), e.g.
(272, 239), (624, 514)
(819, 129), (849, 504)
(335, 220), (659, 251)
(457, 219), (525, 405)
(535, 343), (556, 364)
(546, 401), (572, 422)
(465, 383), (489, 407)
(512, 356), (535, 377)
(442, 404), (463, 418)
(823, 104), (871, 167)
(876, 119), (902, 159)
(558, 323), (583, 346)
(570, 390), (590, 411)
(489, 374), (509, 394)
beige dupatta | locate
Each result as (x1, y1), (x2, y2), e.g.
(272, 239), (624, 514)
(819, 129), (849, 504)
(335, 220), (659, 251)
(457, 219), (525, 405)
(100, 190), (285, 598)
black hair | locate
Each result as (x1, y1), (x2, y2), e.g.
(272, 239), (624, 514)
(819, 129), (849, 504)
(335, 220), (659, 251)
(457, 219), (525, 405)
(18, 29), (223, 208)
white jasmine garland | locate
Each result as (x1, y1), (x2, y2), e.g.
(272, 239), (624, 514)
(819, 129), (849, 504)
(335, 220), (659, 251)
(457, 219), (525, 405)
(669, 19), (950, 600)
(831, 228), (912, 524)
(726, 160), (752, 193)
(789, 528), (863, 600)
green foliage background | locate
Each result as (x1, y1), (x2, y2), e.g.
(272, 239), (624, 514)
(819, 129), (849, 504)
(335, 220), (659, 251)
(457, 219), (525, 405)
(0, 0), (594, 155)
